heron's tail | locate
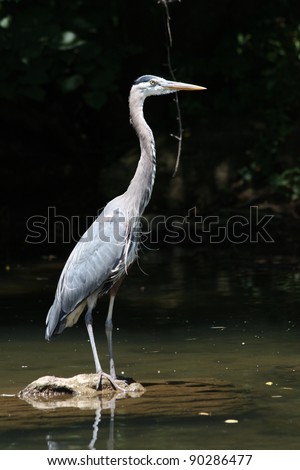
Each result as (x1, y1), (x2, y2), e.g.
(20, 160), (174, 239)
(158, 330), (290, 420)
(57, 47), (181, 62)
(45, 300), (66, 341)
(45, 299), (85, 341)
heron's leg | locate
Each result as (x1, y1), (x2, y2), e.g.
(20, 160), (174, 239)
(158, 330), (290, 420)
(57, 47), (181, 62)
(105, 294), (116, 379)
(85, 306), (102, 374)
(105, 278), (123, 379)
(85, 296), (126, 392)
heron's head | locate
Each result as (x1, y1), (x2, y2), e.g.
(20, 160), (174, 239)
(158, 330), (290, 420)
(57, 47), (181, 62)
(132, 75), (206, 98)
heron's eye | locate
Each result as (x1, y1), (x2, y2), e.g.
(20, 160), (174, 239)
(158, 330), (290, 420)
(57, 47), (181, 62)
(150, 79), (156, 86)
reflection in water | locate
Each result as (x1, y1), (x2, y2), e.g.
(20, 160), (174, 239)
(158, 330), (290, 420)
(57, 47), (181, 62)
(46, 435), (59, 450)
(18, 373), (144, 450)
(106, 397), (115, 451)
(85, 396), (115, 450)
(83, 396), (115, 450)
(89, 399), (102, 450)
(43, 396), (116, 450)
(17, 378), (254, 450)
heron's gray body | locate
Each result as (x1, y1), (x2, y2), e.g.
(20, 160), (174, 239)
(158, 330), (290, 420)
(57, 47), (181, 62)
(45, 201), (135, 338)
(45, 75), (205, 387)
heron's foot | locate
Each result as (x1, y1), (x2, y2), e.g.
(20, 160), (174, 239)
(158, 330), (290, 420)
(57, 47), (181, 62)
(96, 371), (128, 393)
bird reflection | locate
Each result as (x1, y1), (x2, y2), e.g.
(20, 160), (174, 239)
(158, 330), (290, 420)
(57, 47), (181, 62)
(89, 399), (102, 450)
(88, 396), (116, 450)
(46, 434), (60, 450)
(44, 395), (118, 450)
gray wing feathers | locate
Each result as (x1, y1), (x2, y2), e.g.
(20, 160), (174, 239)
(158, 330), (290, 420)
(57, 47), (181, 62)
(46, 205), (130, 339)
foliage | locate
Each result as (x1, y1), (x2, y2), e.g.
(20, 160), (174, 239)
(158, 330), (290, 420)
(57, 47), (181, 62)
(0, 0), (300, 258)
(170, 1), (300, 200)
(270, 168), (300, 202)
(0, 1), (142, 107)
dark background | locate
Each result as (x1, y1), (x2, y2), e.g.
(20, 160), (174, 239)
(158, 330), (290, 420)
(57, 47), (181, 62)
(1, 0), (300, 261)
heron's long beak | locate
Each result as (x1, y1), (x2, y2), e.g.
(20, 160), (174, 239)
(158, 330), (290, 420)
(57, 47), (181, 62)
(165, 80), (206, 91)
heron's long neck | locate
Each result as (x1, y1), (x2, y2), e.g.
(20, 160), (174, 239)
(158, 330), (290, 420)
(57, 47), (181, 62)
(125, 88), (156, 216)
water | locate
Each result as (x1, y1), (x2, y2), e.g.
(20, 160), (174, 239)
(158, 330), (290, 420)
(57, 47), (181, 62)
(0, 247), (300, 449)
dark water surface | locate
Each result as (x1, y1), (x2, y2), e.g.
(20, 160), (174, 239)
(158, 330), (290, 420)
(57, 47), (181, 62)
(0, 247), (300, 450)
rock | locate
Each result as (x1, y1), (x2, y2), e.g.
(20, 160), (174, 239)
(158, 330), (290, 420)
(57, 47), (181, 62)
(18, 373), (145, 402)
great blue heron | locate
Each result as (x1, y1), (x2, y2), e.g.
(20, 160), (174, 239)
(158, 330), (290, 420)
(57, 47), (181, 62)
(45, 75), (205, 389)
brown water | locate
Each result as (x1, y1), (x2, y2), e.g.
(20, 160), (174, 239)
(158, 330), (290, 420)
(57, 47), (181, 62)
(0, 247), (300, 449)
